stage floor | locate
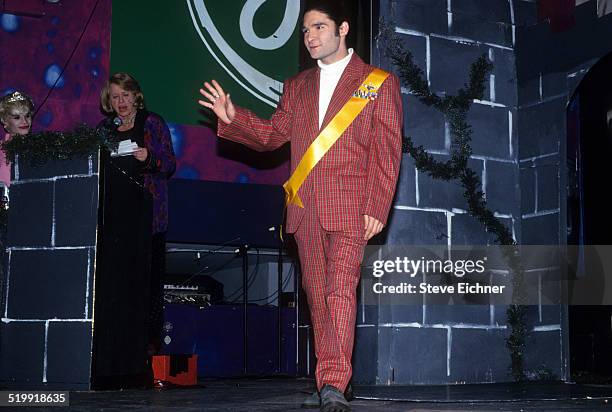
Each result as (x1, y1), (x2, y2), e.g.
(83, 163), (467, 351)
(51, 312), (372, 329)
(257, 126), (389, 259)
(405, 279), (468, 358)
(58, 378), (612, 411)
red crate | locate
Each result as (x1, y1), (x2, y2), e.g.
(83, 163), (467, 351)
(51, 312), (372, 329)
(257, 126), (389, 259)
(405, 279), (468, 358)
(152, 354), (198, 386)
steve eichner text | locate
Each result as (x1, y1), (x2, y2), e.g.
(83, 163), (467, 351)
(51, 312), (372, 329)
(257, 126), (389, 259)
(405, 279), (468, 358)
(372, 282), (506, 295)
(371, 257), (486, 278)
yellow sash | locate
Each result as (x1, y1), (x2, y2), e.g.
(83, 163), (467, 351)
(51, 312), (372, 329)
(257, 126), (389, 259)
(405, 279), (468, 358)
(283, 68), (390, 208)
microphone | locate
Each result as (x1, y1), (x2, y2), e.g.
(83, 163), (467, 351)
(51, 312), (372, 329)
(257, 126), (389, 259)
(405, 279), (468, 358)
(234, 244), (250, 255)
(97, 116), (122, 138)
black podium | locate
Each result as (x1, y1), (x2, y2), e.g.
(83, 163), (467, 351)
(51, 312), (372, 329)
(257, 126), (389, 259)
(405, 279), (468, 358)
(0, 151), (152, 390)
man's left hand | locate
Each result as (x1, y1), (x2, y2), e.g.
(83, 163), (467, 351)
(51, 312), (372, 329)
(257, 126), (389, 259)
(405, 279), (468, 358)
(363, 215), (384, 240)
(133, 147), (148, 162)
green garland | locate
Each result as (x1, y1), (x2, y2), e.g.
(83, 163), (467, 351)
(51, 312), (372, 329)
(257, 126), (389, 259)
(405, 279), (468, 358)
(1, 124), (118, 167)
(379, 22), (528, 381)
(505, 304), (528, 381)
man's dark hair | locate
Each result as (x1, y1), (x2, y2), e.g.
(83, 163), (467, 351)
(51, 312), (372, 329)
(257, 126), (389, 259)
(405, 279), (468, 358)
(304, 0), (350, 35)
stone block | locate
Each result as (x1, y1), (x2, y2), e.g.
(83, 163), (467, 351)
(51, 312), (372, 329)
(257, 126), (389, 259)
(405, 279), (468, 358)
(54, 176), (99, 247)
(518, 74), (541, 106)
(0, 322), (45, 384)
(521, 213), (560, 245)
(520, 165), (536, 214)
(523, 329), (563, 378)
(452, 0), (512, 23)
(490, 48), (518, 106)
(6, 181), (54, 247)
(518, 98), (565, 159)
(404, 94), (447, 152)
(386, 209), (449, 245)
(46, 322), (93, 385)
(450, 327), (510, 382)
(537, 164), (559, 211)
(514, 0), (539, 27)
(418, 156), (483, 211)
(392, 0), (448, 34)
(451, 213), (490, 245)
(389, 326), (449, 384)
(394, 154), (417, 207)
(485, 160), (519, 215)
(467, 104), (512, 159)
(430, 36), (487, 95)
(426, 305), (491, 325)
(541, 71), (568, 100)
(7, 249), (89, 319)
(451, 13), (513, 48)
(352, 326), (378, 384)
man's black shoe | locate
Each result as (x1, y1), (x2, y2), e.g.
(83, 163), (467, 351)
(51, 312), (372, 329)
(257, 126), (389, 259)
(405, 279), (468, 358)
(301, 390), (320, 408)
(301, 384), (353, 408)
(344, 384), (354, 402)
(319, 384), (350, 412)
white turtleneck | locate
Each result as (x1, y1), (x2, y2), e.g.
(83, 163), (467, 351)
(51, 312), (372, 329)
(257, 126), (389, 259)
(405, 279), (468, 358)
(317, 48), (353, 128)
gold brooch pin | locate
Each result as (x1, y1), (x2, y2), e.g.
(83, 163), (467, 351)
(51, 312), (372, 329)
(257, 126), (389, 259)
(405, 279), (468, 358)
(353, 83), (380, 100)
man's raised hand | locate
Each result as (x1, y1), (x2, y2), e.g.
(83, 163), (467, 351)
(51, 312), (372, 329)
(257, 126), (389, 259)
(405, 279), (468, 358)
(198, 80), (236, 124)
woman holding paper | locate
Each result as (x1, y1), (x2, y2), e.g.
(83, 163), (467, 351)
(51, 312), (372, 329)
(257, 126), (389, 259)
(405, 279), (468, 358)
(99, 72), (176, 356)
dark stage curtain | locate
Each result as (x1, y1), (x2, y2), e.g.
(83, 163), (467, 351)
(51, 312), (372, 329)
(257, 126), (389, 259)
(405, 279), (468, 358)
(538, 0), (576, 32)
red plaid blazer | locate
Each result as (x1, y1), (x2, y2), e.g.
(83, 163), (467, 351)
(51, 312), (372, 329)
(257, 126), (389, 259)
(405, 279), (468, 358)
(218, 53), (403, 233)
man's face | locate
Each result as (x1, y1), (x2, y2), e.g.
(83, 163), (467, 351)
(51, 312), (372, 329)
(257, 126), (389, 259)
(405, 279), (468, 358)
(302, 10), (348, 65)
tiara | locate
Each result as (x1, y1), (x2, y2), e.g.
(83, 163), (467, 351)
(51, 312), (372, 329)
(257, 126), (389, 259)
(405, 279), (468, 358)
(5, 91), (30, 103)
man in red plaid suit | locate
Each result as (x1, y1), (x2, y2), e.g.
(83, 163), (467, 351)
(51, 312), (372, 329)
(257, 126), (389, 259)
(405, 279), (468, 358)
(199, 2), (402, 410)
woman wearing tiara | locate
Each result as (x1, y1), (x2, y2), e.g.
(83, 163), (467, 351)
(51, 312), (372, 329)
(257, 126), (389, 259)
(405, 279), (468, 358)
(0, 91), (34, 187)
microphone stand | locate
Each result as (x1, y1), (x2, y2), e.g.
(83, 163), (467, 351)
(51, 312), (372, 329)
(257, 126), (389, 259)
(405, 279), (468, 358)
(236, 244), (250, 375)
(277, 231), (283, 374)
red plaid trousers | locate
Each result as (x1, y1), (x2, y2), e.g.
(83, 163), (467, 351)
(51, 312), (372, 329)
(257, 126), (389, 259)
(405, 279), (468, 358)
(294, 205), (366, 392)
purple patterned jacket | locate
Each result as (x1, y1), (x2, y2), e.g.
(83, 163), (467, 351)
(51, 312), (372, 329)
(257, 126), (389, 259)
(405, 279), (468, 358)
(101, 110), (176, 234)
(138, 111), (176, 234)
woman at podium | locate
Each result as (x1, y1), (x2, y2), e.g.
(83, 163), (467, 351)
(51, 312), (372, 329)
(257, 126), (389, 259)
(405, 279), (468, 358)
(99, 73), (176, 356)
